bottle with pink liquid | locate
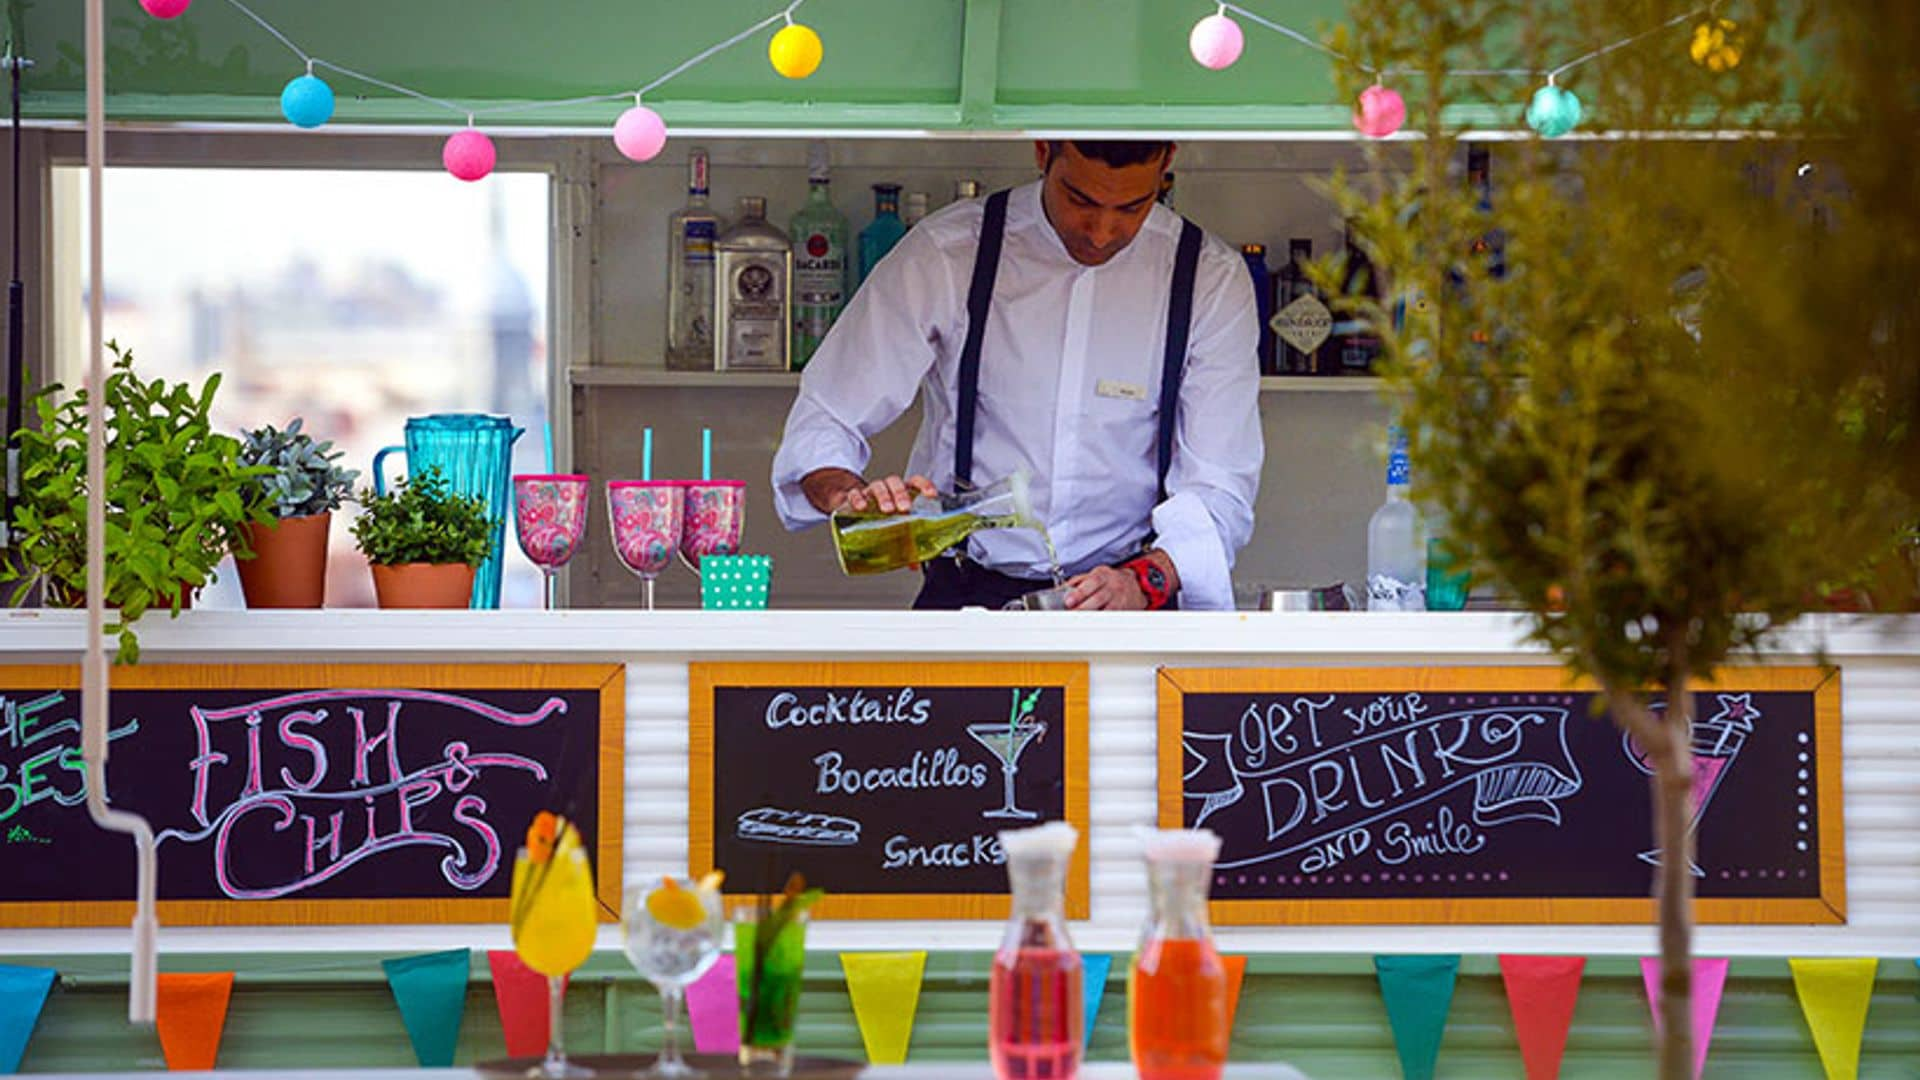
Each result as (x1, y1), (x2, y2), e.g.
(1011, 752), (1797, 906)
(989, 821), (1083, 1080)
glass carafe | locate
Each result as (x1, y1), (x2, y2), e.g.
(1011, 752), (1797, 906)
(830, 470), (1043, 576)
(1129, 829), (1230, 1080)
(990, 822), (1083, 1080)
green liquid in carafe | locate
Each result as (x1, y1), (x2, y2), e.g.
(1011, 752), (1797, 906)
(833, 508), (1044, 576)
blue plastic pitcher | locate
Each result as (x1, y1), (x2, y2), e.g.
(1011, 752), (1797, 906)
(373, 414), (524, 609)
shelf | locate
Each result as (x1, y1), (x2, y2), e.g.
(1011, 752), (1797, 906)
(573, 368), (1383, 394)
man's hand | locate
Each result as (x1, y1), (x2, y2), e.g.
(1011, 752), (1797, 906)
(1064, 565), (1147, 610)
(801, 467), (938, 515)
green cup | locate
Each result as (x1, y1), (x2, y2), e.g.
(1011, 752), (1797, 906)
(1426, 536), (1472, 611)
(734, 906), (809, 1073)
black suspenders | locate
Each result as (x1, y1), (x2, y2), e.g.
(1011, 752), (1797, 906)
(952, 188), (1204, 501)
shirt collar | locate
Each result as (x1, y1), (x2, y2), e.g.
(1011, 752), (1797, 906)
(1010, 178), (1166, 273)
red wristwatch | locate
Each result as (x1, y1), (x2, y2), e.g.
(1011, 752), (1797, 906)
(1123, 557), (1172, 611)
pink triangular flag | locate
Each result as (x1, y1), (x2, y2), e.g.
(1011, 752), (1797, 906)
(1499, 956), (1584, 1080)
(1640, 957), (1729, 1080)
(488, 950), (555, 1058)
(686, 955), (740, 1055)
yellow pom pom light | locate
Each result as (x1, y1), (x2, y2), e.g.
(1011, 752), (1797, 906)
(1689, 17), (1743, 72)
(769, 23), (823, 80)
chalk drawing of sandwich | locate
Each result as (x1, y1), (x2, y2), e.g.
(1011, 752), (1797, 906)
(736, 807), (862, 847)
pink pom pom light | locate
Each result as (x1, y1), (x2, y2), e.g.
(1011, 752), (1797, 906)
(443, 129), (497, 182)
(613, 104), (668, 163)
(1354, 84), (1407, 138)
(1188, 12), (1245, 71)
(140, 0), (193, 18)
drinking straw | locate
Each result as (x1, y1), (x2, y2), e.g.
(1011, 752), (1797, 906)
(643, 427), (653, 482)
(543, 422), (554, 473)
(702, 428), (712, 481)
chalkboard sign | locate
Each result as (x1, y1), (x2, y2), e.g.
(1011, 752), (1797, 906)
(691, 662), (1089, 919)
(1157, 666), (1843, 925)
(0, 663), (624, 927)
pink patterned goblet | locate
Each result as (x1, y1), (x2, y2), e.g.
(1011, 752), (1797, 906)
(513, 474), (591, 610)
(608, 481), (685, 610)
(677, 480), (746, 577)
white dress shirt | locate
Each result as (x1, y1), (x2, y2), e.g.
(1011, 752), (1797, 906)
(771, 181), (1262, 610)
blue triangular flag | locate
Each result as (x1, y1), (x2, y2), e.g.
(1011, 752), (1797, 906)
(0, 964), (57, 1074)
(1082, 954), (1113, 1049)
(1375, 955), (1460, 1080)
(382, 949), (471, 1067)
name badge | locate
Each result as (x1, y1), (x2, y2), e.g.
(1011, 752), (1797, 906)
(1095, 379), (1148, 402)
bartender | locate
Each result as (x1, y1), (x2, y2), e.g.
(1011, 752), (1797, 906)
(771, 140), (1262, 610)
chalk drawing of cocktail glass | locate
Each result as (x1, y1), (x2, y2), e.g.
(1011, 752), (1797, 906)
(677, 480), (746, 578)
(609, 481), (684, 611)
(968, 689), (1048, 820)
(514, 474), (591, 610)
(1623, 695), (1757, 876)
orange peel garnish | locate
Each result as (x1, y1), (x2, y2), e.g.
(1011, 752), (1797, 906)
(526, 811), (560, 863)
(697, 869), (725, 893)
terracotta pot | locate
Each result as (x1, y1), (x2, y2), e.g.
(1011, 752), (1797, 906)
(369, 562), (475, 609)
(236, 512), (331, 609)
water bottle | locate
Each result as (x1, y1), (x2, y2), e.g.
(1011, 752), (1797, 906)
(1367, 425), (1426, 611)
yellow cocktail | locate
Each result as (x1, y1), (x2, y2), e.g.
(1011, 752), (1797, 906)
(510, 812), (599, 1078)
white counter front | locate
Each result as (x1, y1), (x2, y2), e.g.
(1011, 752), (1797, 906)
(3, 609), (1916, 960)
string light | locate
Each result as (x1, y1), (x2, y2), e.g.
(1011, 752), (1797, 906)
(768, 13), (824, 80)
(1354, 82), (1406, 138)
(443, 123), (496, 183)
(139, 0), (192, 18)
(1526, 79), (1583, 138)
(1690, 17), (1743, 72)
(1188, 6), (1245, 71)
(279, 66), (335, 130)
(614, 98), (669, 163)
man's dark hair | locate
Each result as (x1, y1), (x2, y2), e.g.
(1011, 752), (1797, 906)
(1045, 140), (1173, 169)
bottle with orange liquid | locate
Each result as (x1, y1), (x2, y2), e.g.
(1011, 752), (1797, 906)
(988, 821), (1083, 1080)
(1128, 828), (1230, 1080)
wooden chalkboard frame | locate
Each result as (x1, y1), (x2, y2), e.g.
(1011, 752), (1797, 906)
(690, 661), (1090, 920)
(1156, 665), (1844, 926)
(0, 662), (625, 927)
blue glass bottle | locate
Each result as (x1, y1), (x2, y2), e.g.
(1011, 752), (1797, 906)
(858, 183), (907, 286)
(1241, 244), (1276, 374)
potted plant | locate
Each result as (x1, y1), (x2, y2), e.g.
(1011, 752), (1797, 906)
(1, 341), (272, 661)
(234, 418), (359, 608)
(351, 464), (496, 609)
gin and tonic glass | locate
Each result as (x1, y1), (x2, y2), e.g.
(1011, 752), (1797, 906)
(623, 877), (724, 1077)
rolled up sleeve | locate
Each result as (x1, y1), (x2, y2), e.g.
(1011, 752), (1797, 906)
(1156, 243), (1263, 610)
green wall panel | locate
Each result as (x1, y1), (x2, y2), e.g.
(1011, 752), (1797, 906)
(6, 951), (1917, 1075)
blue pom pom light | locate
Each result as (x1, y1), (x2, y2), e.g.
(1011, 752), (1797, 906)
(1525, 83), (1582, 139)
(280, 74), (336, 129)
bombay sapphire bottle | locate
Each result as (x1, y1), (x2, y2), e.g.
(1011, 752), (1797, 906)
(857, 182), (907, 286)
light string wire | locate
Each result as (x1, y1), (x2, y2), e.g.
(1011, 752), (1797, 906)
(1219, 0), (1719, 83)
(219, 0), (808, 125)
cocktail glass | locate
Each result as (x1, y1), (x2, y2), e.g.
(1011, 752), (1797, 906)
(734, 905), (809, 1075)
(609, 481), (684, 610)
(678, 481), (746, 578)
(624, 877), (724, 1077)
(509, 840), (599, 1078)
(967, 718), (1047, 820)
(514, 474), (591, 610)
(1623, 696), (1757, 876)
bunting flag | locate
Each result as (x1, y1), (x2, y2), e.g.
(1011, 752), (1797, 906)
(1789, 958), (1878, 1080)
(1081, 954), (1113, 1049)
(0, 965), (57, 1075)
(1639, 956), (1729, 1080)
(155, 972), (234, 1072)
(840, 951), (926, 1065)
(382, 949), (471, 1067)
(1374, 955), (1460, 1080)
(686, 955), (740, 1055)
(1223, 954), (1249, 1037)
(1498, 955), (1585, 1080)
(487, 950), (554, 1058)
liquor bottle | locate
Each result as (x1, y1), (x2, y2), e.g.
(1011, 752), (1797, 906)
(857, 183), (907, 286)
(1328, 221), (1382, 375)
(1157, 170), (1176, 210)
(829, 471), (1041, 576)
(1466, 143), (1506, 280)
(1272, 238), (1331, 375)
(1240, 244), (1276, 375)
(903, 191), (930, 228)
(988, 822), (1083, 1080)
(953, 179), (983, 204)
(789, 141), (849, 370)
(665, 147), (721, 371)
(1366, 425), (1426, 611)
(713, 196), (792, 371)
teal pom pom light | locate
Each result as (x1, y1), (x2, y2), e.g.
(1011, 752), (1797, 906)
(1526, 83), (1583, 138)
(280, 74), (335, 129)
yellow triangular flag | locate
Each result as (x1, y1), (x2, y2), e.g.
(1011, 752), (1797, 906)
(840, 951), (926, 1065)
(1789, 957), (1878, 1080)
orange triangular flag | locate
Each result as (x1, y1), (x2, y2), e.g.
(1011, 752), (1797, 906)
(1499, 956), (1585, 1080)
(1223, 954), (1249, 1035)
(156, 972), (234, 1071)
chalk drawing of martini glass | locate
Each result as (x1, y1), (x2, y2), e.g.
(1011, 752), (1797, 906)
(1623, 694), (1758, 877)
(967, 718), (1047, 820)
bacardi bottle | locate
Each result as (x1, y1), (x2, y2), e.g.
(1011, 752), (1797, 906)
(789, 141), (849, 369)
(714, 196), (792, 371)
(665, 148), (721, 371)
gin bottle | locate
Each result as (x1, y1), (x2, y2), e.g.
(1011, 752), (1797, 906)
(857, 183), (907, 286)
(789, 141), (849, 369)
(714, 196), (792, 371)
(1366, 426), (1426, 611)
(1273, 239), (1331, 375)
(666, 147), (721, 371)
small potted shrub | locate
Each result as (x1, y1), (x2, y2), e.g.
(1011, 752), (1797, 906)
(234, 418), (359, 608)
(351, 465), (495, 609)
(2, 341), (272, 660)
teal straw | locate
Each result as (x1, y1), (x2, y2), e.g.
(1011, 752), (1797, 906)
(543, 422), (554, 473)
(643, 427), (653, 482)
(702, 428), (712, 481)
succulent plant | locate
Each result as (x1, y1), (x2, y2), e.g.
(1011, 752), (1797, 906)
(239, 418), (360, 519)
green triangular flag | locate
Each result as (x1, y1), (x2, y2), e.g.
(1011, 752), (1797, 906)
(382, 948), (471, 1067)
(1375, 955), (1460, 1080)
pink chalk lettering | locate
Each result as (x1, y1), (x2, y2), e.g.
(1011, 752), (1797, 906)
(187, 705), (231, 830)
(445, 794), (501, 889)
(305, 809), (344, 875)
(278, 710), (328, 792)
(352, 702), (403, 788)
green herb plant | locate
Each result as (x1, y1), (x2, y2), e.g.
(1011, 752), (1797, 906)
(238, 417), (359, 519)
(2, 342), (272, 662)
(350, 465), (496, 567)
